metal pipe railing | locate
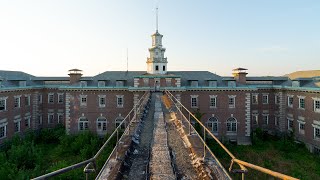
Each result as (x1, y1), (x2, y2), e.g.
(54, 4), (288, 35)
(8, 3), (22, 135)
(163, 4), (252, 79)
(32, 92), (150, 180)
(164, 89), (299, 180)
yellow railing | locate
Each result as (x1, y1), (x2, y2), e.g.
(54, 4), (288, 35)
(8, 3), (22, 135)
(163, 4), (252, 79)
(164, 89), (299, 180)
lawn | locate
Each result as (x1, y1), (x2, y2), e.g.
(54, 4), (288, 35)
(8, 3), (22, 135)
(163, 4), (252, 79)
(207, 130), (320, 180)
(0, 125), (115, 180)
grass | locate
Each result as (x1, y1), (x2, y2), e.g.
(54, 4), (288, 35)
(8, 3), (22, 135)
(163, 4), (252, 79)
(207, 130), (320, 180)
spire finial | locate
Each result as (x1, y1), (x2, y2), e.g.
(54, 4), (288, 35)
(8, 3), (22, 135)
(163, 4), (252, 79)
(156, 6), (158, 32)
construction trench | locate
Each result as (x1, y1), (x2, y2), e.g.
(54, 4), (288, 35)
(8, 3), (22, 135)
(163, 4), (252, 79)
(96, 92), (230, 180)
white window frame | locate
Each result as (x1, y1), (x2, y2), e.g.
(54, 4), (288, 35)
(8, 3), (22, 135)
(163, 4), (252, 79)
(166, 78), (172, 87)
(14, 118), (21, 133)
(116, 95), (124, 108)
(274, 116), (280, 126)
(79, 117), (89, 131)
(262, 114), (269, 125)
(25, 95), (31, 106)
(0, 97), (8, 111)
(38, 114), (43, 125)
(0, 119), (8, 139)
(252, 113), (258, 125)
(297, 120), (306, 135)
(80, 95), (87, 106)
(287, 95), (294, 108)
(57, 113), (64, 123)
(262, 94), (269, 104)
(14, 95), (21, 108)
(97, 117), (107, 132)
(190, 95), (198, 108)
(226, 117), (237, 133)
(48, 93), (54, 104)
(58, 93), (64, 104)
(38, 94), (42, 104)
(209, 95), (217, 108)
(25, 116), (31, 128)
(287, 118), (294, 131)
(252, 94), (258, 104)
(115, 117), (125, 129)
(312, 98), (320, 113)
(98, 95), (106, 108)
(48, 113), (54, 124)
(207, 117), (218, 133)
(228, 95), (236, 108)
(98, 81), (105, 87)
(298, 96), (305, 109)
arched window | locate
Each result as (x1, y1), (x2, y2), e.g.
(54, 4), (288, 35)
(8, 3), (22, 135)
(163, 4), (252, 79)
(207, 117), (218, 132)
(97, 117), (107, 132)
(115, 117), (125, 129)
(79, 117), (89, 131)
(226, 117), (237, 132)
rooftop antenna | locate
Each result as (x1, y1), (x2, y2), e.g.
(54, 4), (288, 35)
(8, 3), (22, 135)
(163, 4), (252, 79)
(126, 48), (128, 72)
(156, 6), (159, 32)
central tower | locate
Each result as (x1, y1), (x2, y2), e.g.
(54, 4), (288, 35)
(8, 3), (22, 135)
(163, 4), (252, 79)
(146, 8), (168, 75)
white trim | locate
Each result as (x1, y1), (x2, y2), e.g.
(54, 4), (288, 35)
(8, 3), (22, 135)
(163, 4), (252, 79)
(48, 93), (54, 104)
(98, 95), (106, 107)
(116, 95), (124, 108)
(80, 95), (87, 106)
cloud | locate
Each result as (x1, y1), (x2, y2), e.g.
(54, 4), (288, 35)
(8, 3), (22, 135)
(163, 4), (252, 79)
(257, 46), (289, 53)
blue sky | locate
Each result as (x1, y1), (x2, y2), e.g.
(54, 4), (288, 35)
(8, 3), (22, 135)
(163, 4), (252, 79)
(0, 0), (319, 76)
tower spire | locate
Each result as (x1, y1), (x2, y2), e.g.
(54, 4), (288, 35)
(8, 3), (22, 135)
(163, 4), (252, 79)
(156, 6), (158, 32)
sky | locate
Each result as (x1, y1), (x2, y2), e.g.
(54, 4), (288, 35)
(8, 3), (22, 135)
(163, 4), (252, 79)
(0, 0), (319, 77)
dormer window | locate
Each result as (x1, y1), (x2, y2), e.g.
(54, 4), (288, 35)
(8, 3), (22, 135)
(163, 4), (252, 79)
(190, 81), (198, 87)
(98, 81), (105, 87)
(208, 81), (217, 87)
(80, 81), (87, 87)
(116, 80), (125, 87)
(19, 81), (26, 87)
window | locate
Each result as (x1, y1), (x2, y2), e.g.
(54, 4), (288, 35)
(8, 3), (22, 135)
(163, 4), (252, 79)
(299, 123), (305, 135)
(208, 81), (217, 87)
(275, 95), (280, 104)
(0, 121), (7, 139)
(287, 96), (293, 108)
(37, 115), (43, 125)
(299, 98), (305, 109)
(191, 95), (198, 108)
(25, 95), (31, 106)
(228, 95), (236, 108)
(99, 95), (106, 107)
(287, 118), (294, 131)
(262, 94), (269, 104)
(207, 117), (218, 132)
(116, 80), (124, 87)
(144, 78), (149, 86)
(80, 95), (87, 106)
(14, 119), (21, 132)
(57, 113), (63, 123)
(14, 96), (21, 108)
(314, 127), (320, 140)
(166, 78), (171, 87)
(58, 93), (64, 104)
(80, 81), (87, 87)
(98, 81), (105, 87)
(252, 113), (258, 125)
(0, 97), (7, 111)
(190, 81), (198, 87)
(209, 95), (217, 108)
(155, 65), (159, 71)
(263, 114), (269, 125)
(48, 93), (54, 104)
(25, 117), (31, 128)
(252, 94), (258, 104)
(38, 94), (42, 104)
(275, 116), (280, 126)
(115, 117), (125, 129)
(163, 65), (166, 71)
(48, 113), (54, 124)
(97, 117), (107, 132)
(314, 99), (320, 113)
(79, 117), (89, 131)
(117, 95), (124, 108)
(226, 117), (237, 132)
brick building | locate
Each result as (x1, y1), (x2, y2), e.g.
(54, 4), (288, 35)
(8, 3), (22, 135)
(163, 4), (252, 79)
(0, 29), (320, 154)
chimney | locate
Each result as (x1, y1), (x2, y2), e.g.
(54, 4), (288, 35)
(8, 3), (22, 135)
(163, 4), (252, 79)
(68, 69), (83, 84)
(232, 68), (248, 84)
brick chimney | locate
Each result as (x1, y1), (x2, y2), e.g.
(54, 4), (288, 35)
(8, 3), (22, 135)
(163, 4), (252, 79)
(232, 68), (248, 84)
(68, 69), (82, 84)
